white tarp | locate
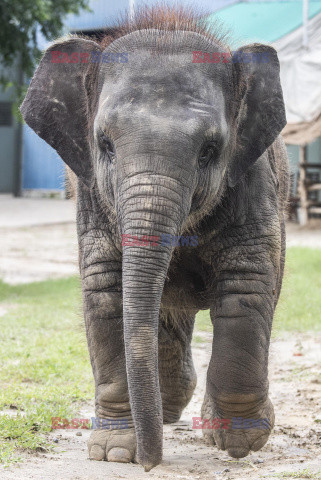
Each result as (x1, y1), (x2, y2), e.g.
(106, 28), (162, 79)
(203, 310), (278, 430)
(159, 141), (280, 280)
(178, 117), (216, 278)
(273, 12), (321, 125)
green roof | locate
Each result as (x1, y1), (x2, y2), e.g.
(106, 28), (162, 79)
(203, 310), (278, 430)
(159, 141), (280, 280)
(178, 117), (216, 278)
(206, 1), (321, 47)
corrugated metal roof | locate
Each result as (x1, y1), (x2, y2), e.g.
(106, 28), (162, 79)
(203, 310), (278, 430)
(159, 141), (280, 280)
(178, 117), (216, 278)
(206, 1), (321, 47)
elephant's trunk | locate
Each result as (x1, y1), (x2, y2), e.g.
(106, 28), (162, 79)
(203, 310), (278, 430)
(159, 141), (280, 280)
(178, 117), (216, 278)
(118, 171), (191, 471)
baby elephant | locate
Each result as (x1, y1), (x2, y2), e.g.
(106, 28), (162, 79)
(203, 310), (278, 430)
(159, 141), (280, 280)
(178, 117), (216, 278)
(21, 6), (289, 472)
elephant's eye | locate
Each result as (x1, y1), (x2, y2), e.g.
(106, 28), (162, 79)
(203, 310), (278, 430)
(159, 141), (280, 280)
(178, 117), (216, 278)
(98, 132), (115, 160)
(198, 141), (219, 168)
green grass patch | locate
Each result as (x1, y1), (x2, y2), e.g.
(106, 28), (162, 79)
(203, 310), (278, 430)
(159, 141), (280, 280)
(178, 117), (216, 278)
(195, 247), (321, 333)
(274, 247), (321, 332)
(194, 310), (212, 333)
(0, 277), (94, 466)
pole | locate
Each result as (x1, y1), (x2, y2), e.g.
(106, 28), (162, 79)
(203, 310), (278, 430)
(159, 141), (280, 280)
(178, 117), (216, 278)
(303, 0), (309, 48)
(129, 0), (135, 23)
(298, 145), (308, 225)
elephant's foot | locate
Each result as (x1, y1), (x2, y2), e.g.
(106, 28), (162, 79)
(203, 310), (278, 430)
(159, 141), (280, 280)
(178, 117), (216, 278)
(88, 428), (136, 463)
(201, 392), (274, 458)
(161, 373), (197, 424)
(159, 310), (197, 425)
(163, 406), (184, 424)
(160, 358), (197, 425)
(201, 390), (216, 446)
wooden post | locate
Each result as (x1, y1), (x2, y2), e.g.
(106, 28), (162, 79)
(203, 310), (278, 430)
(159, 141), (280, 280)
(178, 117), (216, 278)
(13, 54), (24, 197)
(298, 144), (308, 225)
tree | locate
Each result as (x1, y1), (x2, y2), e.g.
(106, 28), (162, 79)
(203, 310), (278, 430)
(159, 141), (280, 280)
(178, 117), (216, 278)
(0, 0), (90, 106)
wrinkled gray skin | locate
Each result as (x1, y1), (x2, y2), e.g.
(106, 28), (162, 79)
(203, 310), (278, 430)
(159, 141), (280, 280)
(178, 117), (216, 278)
(21, 28), (289, 471)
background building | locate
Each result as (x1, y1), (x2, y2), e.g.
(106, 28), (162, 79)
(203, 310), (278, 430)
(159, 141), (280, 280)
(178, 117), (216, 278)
(210, 1), (321, 223)
(2, 0), (321, 224)
(1, 0), (235, 196)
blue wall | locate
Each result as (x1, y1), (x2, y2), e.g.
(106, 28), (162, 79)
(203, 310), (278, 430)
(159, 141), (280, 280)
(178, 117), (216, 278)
(22, 125), (65, 190)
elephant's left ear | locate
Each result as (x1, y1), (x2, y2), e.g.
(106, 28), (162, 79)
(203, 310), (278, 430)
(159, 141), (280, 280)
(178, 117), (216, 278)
(228, 44), (286, 187)
(20, 38), (102, 188)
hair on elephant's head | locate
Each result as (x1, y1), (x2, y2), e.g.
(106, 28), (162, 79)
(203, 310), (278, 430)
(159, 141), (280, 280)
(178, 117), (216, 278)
(20, 4), (286, 471)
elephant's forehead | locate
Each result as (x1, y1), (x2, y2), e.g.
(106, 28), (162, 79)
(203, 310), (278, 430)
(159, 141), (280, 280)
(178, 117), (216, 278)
(97, 65), (227, 133)
(100, 57), (227, 105)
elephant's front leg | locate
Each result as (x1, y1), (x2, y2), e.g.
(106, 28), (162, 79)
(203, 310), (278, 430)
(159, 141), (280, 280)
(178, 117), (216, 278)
(202, 240), (280, 458)
(83, 270), (137, 463)
(77, 205), (136, 464)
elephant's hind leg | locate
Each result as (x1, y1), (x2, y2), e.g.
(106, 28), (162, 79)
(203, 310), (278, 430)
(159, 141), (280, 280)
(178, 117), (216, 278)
(158, 309), (197, 423)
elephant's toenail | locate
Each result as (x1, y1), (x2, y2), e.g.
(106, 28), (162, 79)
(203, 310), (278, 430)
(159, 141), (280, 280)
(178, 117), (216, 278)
(227, 447), (249, 459)
(107, 447), (131, 463)
(89, 445), (105, 461)
(251, 434), (268, 451)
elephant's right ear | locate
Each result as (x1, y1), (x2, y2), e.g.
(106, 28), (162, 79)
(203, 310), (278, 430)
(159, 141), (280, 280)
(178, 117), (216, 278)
(228, 44), (286, 188)
(20, 38), (102, 188)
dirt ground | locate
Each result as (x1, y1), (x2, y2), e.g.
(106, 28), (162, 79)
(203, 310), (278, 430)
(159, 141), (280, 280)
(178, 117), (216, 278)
(0, 212), (321, 479)
(0, 223), (78, 284)
(0, 219), (320, 286)
(0, 196), (77, 284)
(1, 332), (321, 480)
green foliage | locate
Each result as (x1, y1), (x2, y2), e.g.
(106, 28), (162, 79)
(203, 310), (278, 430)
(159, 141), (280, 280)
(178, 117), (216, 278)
(0, 0), (90, 103)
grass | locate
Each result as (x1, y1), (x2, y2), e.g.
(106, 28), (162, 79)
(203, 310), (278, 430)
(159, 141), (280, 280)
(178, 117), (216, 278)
(0, 247), (320, 466)
(264, 468), (321, 479)
(274, 248), (321, 331)
(0, 277), (94, 466)
(195, 247), (321, 333)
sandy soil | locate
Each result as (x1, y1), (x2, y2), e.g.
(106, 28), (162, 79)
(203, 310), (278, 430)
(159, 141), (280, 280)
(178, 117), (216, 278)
(0, 223), (78, 284)
(1, 331), (321, 480)
(0, 220), (320, 285)
(286, 220), (321, 249)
